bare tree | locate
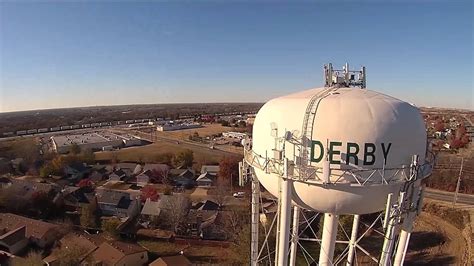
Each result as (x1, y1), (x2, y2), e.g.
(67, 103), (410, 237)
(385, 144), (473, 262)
(160, 194), (191, 233)
(222, 204), (250, 241)
(213, 180), (229, 207)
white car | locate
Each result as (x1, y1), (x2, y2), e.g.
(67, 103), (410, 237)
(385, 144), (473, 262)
(233, 192), (246, 198)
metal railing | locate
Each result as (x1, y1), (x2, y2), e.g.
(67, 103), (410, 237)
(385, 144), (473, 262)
(244, 146), (435, 186)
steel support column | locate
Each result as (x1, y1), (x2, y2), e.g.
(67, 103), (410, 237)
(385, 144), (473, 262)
(276, 158), (292, 266)
(289, 205), (300, 266)
(250, 173), (260, 266)
(319, 213), (339, 266)
(346, 214), (360, 266)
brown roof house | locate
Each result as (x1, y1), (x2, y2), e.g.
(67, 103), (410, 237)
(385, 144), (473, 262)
(43, 232), (104, 266)
(149, 255), (191, 266)
(0, 225), (28, 255)
(0, 213), (60, 249)
(92, 241), (148, 266)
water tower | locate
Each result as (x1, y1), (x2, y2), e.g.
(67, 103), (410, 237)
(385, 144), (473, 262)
(240, 63), (434, 265)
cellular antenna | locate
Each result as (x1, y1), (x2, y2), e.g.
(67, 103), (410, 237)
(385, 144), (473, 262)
(324, 62), (366, 88)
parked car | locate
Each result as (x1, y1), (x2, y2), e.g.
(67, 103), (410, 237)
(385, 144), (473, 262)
(233, 191), (246, 198)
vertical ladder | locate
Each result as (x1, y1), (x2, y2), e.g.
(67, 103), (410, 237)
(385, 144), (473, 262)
(299, 87), (339, 179)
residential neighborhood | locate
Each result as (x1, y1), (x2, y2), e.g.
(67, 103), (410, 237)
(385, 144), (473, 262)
(0, 146), (249, 265)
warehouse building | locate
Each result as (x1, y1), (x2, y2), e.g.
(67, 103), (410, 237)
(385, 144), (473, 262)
(156, 122), (201, 132)
(51, 132), (141, 154)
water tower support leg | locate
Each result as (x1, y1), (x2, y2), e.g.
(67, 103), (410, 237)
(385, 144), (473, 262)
(319, 213), (339, 266)
(276, 158), (292, 265)
(346, 214), (360, 266)
(394, 185), (422, 265)
(250, 174), (260, 266)
(393, 230), (411, 265)
(289, 205), (300, 266)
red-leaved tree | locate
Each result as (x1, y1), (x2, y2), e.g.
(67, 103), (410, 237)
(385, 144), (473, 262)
(141, 185), (159, 202)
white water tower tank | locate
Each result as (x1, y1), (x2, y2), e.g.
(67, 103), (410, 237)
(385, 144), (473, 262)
(252, 87), (427, 214)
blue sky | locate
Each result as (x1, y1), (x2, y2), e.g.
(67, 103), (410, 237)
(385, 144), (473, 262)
(0, 1), (472, 112)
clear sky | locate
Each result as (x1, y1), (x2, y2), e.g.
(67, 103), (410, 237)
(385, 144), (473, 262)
(0, 1), (472, 113)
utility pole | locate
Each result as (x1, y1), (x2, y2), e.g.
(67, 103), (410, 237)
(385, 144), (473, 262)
(453, 157), (464, 206)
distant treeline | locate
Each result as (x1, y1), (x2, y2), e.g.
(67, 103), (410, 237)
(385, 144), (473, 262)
(0, 103), (263, 134)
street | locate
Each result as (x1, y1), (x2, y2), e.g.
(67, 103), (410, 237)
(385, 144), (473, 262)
(425, 188), (474, 206)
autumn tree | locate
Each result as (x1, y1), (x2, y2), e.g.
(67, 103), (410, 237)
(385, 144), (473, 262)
(77, 178), (93, 188)
(11, 251), (44, 266)
(53, 245), (89, 266)
(434, 120), (445, 132)
(31, 190), (56, 218)
(70, 143), (81, 155)
(80, 203), (98, 228)
(39, 163), (55, 178)
(141, 185), (159, 202)
(101, 217), (121, 237)
(80, 149), (95, 164)
(219, 156), (241, 186)
(154, 152), (174, 165)
(173, 149), (194, 168)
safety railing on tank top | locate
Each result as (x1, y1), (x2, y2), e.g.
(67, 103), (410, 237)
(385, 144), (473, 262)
(244, 145), (435, 186)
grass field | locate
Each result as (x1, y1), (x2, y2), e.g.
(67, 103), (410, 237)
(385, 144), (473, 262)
(94, 139), (234, 169)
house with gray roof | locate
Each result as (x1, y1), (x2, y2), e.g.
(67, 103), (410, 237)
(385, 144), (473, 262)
(96, 190), (140, 218)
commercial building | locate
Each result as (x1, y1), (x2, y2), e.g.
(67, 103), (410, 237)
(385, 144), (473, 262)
(156, 122), (201, 131)
(222, 132), (247, 139)
(51, 132), (142, 154)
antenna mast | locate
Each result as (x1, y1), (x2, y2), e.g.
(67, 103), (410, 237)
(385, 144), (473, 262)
(324, 63), (366, 88)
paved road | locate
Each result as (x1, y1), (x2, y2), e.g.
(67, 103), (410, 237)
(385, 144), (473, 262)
(425, 188), (474, 206)
(462, 113), (473, 127)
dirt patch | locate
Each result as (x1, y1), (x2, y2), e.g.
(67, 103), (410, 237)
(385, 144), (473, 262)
(405, 212), (466, 265)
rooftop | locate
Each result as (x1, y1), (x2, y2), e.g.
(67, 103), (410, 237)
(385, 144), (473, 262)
(52, 132), (125, 147)
(150, 255), (191, 266)
(0, 213), (58, 240)
(92, 241), (146, 265)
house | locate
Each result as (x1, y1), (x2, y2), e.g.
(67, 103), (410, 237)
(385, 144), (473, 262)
(200, 165), (219, 176)
(92, 241), (148, 266)
(64, 162), (90, 181)
(140, 198), (161, 226)
(4, 179), (61, 201)
(109, 169), (127, 182)
(169, 168), (195, 179)
(43, 232), (104, 266)
(170, 169), (196, 189)
(116, 163), (141, 175)
(138, 164), (170, 183)
(196, 172), (214, 187)
(63, 186), (97, 213)
(0, 213), (60, 248)
(0, 226), (28, 255)
(186, 210), (218, 238)
(10, 158), (25, 173)
(173, 176), (195, 189)
(135, 170), (152, 187)
(0, 177), (11, 188)
(192, 200), (219, 211)
(96, 190), (140, 218)
(0, 157), (12, 175)
(89, 165), (110, 182)
(149, 255), (191, 266)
